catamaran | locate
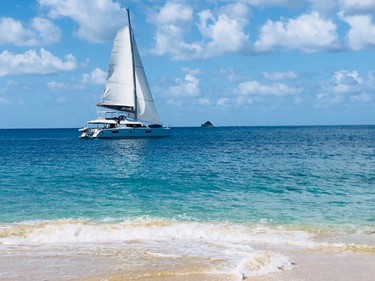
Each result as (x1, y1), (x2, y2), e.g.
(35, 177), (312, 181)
(79, 9), (170, 139)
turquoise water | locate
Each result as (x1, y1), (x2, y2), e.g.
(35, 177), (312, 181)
(1, 126), (374, 226)
(1, 126), (374, 280)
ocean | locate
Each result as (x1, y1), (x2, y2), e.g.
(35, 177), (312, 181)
(0, 126), (374, 280)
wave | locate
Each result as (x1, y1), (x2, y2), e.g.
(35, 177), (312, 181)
(0, 218), (313, 245)
(1, 218), (374, 279)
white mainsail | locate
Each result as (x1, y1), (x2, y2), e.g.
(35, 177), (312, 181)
(98, 14), (161, 125)
(99, 27), (135, 112)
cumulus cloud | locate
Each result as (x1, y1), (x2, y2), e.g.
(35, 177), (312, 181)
(254, 12), (339, 52)
(317, 70), (374, 104)
(331, 70), (363, 94)
(0, 17), (61, 46)
(38, 0), (125, 43)
(46, 68), (106, 92)
(150, 2), (197, 59)
(169, 74), (200, 97)
(339, 13), (375, 50)
(150, 2), (250, 60)
(154, 1), (193, 24)
(237, 80), (301, 96)
(161, 67), (201, 100)
(220, 67), (244, 82)
(197, 2), (250, 57)
(31, 17), (62, 45)
(81, 68), (107, 85)
(0, 48), (77, 76)
(149, 1), (375, 57)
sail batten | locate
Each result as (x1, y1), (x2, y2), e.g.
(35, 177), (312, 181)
(98, 14), (161, 125)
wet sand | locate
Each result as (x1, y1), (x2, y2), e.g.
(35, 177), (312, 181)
(1, 248), (374, 281)
(84, 248), (375, 281)
(249, 250), (375, 281)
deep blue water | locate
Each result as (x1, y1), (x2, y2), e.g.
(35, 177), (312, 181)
(1, 126), (374, 227)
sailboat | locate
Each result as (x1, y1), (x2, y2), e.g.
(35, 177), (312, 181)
(79, 9), (170, 139)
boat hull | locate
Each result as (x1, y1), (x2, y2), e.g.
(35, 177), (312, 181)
(80, 127), (171, 139)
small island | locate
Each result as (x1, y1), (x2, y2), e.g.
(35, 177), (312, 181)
(201, 121), (214, 127)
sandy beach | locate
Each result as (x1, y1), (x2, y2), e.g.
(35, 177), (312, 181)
(2, 241), (374, 281)
(90, 249), (375, 281)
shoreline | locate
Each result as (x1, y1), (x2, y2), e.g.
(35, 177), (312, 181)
(87, 249), (375, 281)
(1, 220), (374, 280)
(1, 241), (374, 281)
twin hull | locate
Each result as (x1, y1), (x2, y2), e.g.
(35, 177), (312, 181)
(80, 127), (171, 139)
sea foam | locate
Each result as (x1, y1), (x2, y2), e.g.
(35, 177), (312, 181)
(1, 219), (374, 279)
(0, 218), (313, 246)
(0, 219), (302, 278)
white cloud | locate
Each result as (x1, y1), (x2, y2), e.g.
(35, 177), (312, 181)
(332, 70), (363, 91)
(237, 80), (301, 96)
(169, 74), (200, 97)
(46, 68), (106, 92)
(150, 2), (198, 60)
(318, 70), (374, 104)
(0, 48), (77, 76)
(217, 98), (230, 107)
(81, 68), (107, 85)
(197, 3), (250, 57)
(151, 2), (250, 60)
(220, 67), (244, 82)
(339, 13), (375, 50)
(47, 80), (65, 90)
(181, 67), (201, 76)
(0, 17), (61, 46)
(31, 17), (61, 45)
(155, 2), (193, 24)
(254, 12), (339, 52)
(263, 71), (298, 81)
(329, 70), (364, 95)
(38, 0), (125, 43)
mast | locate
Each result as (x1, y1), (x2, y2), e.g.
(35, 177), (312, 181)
(127, 8), (137, 120)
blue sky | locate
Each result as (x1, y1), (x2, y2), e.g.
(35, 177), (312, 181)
(0, 0), (374, 128)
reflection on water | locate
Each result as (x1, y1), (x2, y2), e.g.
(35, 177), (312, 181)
(100, 139), (149, 177)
